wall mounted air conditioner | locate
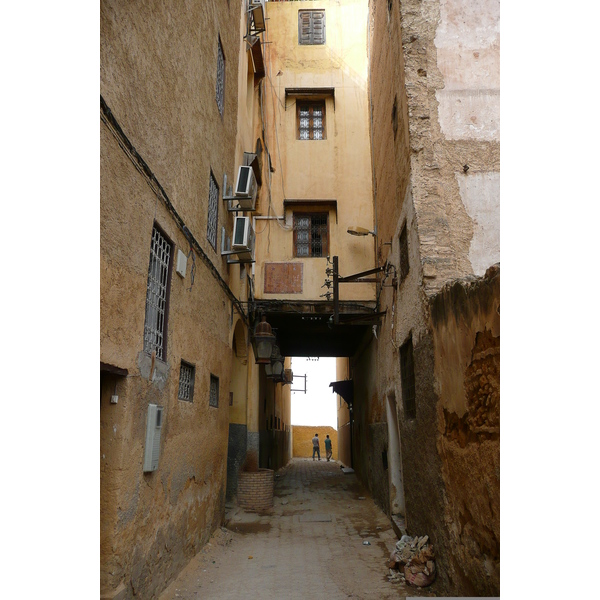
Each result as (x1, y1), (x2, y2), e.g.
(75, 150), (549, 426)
(232, 216), (252, 252)
(143, 403), (163, 472)
(235, 165), (258, 210)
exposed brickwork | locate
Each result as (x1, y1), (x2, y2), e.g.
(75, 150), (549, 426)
(237, 469), (274, 512)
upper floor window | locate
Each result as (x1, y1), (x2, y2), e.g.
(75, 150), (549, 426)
(297, 101), (326, 140)
(298, 10), (325, 45)
(143, 225), (173, 361)
(294, 213), (329, 258)
(207, 171), (219, 250)
(216, 38), (225, 117)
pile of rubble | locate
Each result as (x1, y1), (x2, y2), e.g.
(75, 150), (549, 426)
(387, 534), (436, 587)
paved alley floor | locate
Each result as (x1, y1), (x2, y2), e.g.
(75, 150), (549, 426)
(159, 458), (438, 599)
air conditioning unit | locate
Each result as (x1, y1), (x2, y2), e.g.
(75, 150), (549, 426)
(235, 165), (258, 209)
(143, 404), (163, 472)
(232, 216), (252, 252)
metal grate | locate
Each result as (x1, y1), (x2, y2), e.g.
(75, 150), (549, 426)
(216, 38), (225, 116)
(298, 102), (325, 140)
(143, 226), (172, 360)
(400, 336), (416, 419)
(294, 213), (328, 257)
(207, 171), (219, 250)
(209, 374), (219, 408)
(178, 361), (195, 402)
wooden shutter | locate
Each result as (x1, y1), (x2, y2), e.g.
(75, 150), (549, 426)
(299, 11), (312, 45)
(311, 11), (325, 45)
(299, 10), (326, 45)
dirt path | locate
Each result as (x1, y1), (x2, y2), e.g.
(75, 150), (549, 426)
(159, 458), (439, 599)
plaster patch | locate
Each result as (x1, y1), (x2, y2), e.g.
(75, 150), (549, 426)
(436, 89), (499, 141)
(456, 172), (499, 276)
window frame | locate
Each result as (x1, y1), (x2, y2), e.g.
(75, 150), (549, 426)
(296, 101), (326, 141)
(216, 36), (225, 117)
(207, 170), (219, 251)
(209, 374), (219, 408)
(143, 223), (174, 361)
(399, 222), (409, 283)
(400, 336), (416, 419)
(177, 360), (196, 402)
(298, 9), (326, 46)
(293, 212), (329, 258)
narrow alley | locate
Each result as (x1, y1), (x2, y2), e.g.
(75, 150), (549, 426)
(159, 459), (436, 600)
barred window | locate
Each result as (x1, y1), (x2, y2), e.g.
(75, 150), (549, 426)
(209, 374), (219, 408)
(297, 102), (325, 140)
(178, 361), (195, 402)
(207, 171), (219, 250)
(294, 213), (328, 258)
(399, 223), (409, 283)
(216, 38), (225, 117)
(143, 225), (173, 361)
(400, 336), (416, 419)
(299, 10), (325, 45)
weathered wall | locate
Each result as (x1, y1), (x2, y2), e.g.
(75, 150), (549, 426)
(431, 265), (500, 596)
(292, 425), (338, 461)
(365, 0), (500, 595)
(100, 2), (243, 598)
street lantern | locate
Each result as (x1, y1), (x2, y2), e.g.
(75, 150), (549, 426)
(265, 344), (285, 380)
(252, 315), (276, 364)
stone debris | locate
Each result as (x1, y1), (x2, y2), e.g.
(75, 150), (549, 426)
(386, 534), (436, 587)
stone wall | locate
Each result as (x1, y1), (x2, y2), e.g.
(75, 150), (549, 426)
(292, 426), (338, 461)
(430, 265), (500, 596)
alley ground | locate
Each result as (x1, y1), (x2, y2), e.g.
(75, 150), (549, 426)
(159, 458), (438, 599)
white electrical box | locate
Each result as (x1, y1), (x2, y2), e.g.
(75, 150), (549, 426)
(143, 404), (163, 472)
(176, 249), (187, 278)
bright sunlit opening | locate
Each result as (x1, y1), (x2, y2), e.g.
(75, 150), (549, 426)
(290, 356), (337, 429)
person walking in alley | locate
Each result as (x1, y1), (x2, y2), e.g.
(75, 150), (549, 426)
(312, 433), (320, 461)
(324, 434), (333, 461)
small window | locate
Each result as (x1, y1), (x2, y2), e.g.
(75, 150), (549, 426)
(298, 10), (325, 45)
(178, 361), (195, 402)
(143, 225), (173, 361)
(297, 101), (326, 140)
(207, 171), (219, 250)
(216, 38), (225, 117)
(294, 213), (329, 258)
(399, 223), (409, 283)
(392, 96), (398, 141)
(209, 374), (219, 408)
(400, 336), (416, 419)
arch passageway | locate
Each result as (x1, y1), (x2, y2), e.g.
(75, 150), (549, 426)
(159, 459), (435, 599)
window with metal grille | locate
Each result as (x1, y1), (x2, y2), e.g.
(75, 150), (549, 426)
(399, 223), (409, 283)
(207, 171), (219, 250)
(400, 336), (416, 419)
(209, 374), (219, 408)
(298, 10), (325, 45)
(216, 38), (225, 117)
(297, 102), (326, 140)
(143, 225), (173, 360)
(294, 213), (329, 257)
(178, 361), (195, 402)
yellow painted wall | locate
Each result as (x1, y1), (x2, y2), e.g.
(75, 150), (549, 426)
(254, 0), (375, 302)
(292, 425), (338, 461)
